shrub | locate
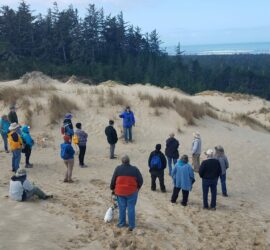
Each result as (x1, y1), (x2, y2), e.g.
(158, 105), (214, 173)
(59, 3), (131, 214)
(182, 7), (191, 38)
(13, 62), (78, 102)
(106, 90), (128, 106)
(49, 94), (78, 124)
(149, 95), (174, 109)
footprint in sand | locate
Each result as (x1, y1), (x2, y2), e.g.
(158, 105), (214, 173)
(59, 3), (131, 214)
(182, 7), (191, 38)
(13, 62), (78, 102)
(90, 179), (107, 187)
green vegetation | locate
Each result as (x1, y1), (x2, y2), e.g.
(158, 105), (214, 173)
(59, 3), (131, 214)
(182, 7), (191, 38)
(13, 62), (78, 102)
(1, 2), (270, 100)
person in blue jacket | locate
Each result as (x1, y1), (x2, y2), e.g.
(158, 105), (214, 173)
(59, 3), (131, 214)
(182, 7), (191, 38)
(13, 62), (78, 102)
(21, 125), (34, 168)
(0, 115), (10, 152)
(171, 155), (195, 206)
(61, 135), (75, 183)
(119, 106), (135, 143)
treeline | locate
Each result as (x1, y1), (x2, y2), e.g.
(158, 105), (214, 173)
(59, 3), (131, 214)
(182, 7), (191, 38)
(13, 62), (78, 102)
(1, 2), (270, 100)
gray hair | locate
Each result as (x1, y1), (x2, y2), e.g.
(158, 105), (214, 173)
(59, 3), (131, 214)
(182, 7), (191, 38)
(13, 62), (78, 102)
(121, 155), (130, 165)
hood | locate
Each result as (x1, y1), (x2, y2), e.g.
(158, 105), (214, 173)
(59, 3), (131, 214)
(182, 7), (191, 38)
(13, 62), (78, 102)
(21, 125), (29, 133)
(176, 160), (185, 167)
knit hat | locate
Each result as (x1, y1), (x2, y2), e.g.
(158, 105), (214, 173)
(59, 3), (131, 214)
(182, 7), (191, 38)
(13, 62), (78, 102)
(15, 168), (27, 177)
(76, 123), (82, 129)
(155, 144), (161, 151)
(9, 123), (20, 131)
(64, 113), (73, 119)
(63, 135), (71, 142)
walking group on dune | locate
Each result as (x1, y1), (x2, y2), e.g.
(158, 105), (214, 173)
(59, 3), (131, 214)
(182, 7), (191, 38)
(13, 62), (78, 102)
(0, 104), (229, 232)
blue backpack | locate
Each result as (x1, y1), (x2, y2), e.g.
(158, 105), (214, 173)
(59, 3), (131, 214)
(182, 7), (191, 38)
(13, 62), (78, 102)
(150, 155), (162, 170)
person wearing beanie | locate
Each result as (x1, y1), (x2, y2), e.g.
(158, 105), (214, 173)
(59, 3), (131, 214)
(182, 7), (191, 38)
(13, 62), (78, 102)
(192, 131), (202, 172)
(0, 114), (10, 153)
(171, 155), (195, 206)
(148, 144), (167, 192)
(74, 122), (88, 167)
(60, 135), (75, 183)
(8, 123), (23, 172)
(62, 113), (74, 137)
(119, 106), (135, 143)
(8, 105), (18, 124)
(9, 167), (53, 201)
(165, 133), (180, 176)
(199, 149), (222, 210)
(105, 120), (118, 159)
(21, 125), (35, 168)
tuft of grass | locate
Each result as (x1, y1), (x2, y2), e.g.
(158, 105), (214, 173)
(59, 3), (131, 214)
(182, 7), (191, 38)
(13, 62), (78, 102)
(149, 95), (174, 109)
(137, 92), (152, 101)
(98, 94), (105, 108)
(106, 90), (128, 106)
(34, 102), (44, 115)
(49, 94), (78, 124)
(153, 108), (162, 116)
(259, 107), (270, 114)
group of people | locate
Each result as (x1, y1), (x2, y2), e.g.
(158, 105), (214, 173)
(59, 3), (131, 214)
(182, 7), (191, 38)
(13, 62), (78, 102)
(1, 104), (229, 232)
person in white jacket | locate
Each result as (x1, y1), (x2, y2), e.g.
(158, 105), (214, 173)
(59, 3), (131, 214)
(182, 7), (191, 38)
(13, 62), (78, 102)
(191, 132), (202, 172)
(9, 168), (53, 201)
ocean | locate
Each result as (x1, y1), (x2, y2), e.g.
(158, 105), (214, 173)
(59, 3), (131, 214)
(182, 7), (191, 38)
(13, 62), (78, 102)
(166, 42), (270, 55)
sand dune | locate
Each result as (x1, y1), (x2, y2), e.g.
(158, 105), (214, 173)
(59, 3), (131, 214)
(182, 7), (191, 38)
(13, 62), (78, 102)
(0, 74), (270, 250)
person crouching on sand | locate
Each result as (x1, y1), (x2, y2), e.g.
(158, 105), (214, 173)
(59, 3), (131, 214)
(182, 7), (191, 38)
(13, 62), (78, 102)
(171, 155), (195, 206)
(61, 135), (75, 183)
(110, 155), (143, 231)
(9, 168), (53, 201)
(199, 149), (221, 210)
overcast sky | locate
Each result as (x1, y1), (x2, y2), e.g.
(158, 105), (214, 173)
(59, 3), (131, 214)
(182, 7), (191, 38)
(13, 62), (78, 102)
(2, 0), (270, 46)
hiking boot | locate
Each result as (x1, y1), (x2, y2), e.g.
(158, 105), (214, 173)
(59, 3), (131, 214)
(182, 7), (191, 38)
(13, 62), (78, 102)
(222, 193), (228, 197)
(25, 164), (33, 168)
(210, 207), (216, 211)
(80, 164), (88, 168)
(128, 228), (133, 232)
(151, 188), (156, 191)
(161, 189), (166, 193)
(181, 202), (187, 206)
(110, 156), (117, 159)
(63, 179), (68, 183)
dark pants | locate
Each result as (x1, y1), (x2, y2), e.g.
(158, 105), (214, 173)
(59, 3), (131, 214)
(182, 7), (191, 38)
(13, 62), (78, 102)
(220, 174), (227, 195)
(78, 145), (86, 166)
(150, 170), (166, 191)
(171, 187), (189, 205)
(24, 145), (32, 165)
(202, 178), (218, 208)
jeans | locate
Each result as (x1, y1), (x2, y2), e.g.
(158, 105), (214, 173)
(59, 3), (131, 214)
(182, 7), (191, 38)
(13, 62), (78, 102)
(64, 159), (74, 181)
(151, 170), (166, 191)
(167, 157), (177, 176)
(1, 133), (8, 151)
(24, 145), (32, 165)
(202, 178), (218, 208)
(171, 187), (189, 205)
(220, 174), (227, 195)
(26, 186), (47, 200)
(117, 192), (138, 229)
(124, 127), (132, 142)
(12, 149), (21, 172)
(78, 145), (86, 166)
(110, 144), (115, 158)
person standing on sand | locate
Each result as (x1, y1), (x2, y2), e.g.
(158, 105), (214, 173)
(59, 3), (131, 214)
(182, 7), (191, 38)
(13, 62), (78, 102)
(215, 145), (229, 197)
(9, 168), (53, 201)
(119, 106), (135, 143)
(74, 122), (88, 167)
(61, 135), (75, 183)
(110, 155), (143, 231)
(192, 132), (202, 172)
(0, 115), (10, 153)
(165, 133), (179, 176)
(148, 144), (167, 192)
(199, 149), (221, 210)
(171, 155), (195, 206)
(105, 120), (118, 159)
(8, 123), (23, 172)
(62, 113), (74, 137)
(8, 105), (18, 124)
(21, 125), (34, 168)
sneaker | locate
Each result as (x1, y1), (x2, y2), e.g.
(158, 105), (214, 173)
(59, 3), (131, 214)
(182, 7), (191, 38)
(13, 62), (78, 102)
(128, 228), (133, 232)
(161, 189), (167, 193)
(181, 202), (187, 206)
(63, 179), (68, 183)
(110, 156), (117, 159)
(25, 164), (33, 168)
(222, 193), (228, 197)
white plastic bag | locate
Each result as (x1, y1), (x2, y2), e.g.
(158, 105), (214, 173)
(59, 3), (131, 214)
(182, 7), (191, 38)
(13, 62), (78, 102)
(104, 207), (114, 223)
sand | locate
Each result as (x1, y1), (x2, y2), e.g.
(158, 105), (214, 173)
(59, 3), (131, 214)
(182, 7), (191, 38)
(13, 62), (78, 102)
(0, 76), (270, 250)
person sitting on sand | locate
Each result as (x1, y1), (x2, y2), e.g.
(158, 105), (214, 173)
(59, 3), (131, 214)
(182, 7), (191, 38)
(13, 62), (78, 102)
(110, 155), (143, 231)
(148, 144), (167, 192)
(105, 120), (118, 159)
(215, 145), (229, 197)
(61, 135), (75, 183)
(63, 113), (74, 137)
(21, 125), (34, 168)
(9, 167), (53, 201)
(8, 123), (23, 172)
(119, 106), (135, 143)
(192, 132), (202, 172)
(74, 122), (88, 167)
(171, 155), (195, 206)
(199, 149), (221, 210)
(0, 115), (10, 153)
(8, 105), (18, 124)
(165, 133), (179, 176)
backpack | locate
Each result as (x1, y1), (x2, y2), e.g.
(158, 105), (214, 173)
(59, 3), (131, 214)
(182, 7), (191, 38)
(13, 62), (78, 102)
(61, 126), (65, 135)
(150, 154), (162, 170)
(8, 132), (22, 151)
(73, 134), (79, 145)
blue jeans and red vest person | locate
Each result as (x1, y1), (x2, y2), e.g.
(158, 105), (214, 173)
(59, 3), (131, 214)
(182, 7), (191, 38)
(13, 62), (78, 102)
(199, 149), (222, 210)
(110, 155), (143, 231)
